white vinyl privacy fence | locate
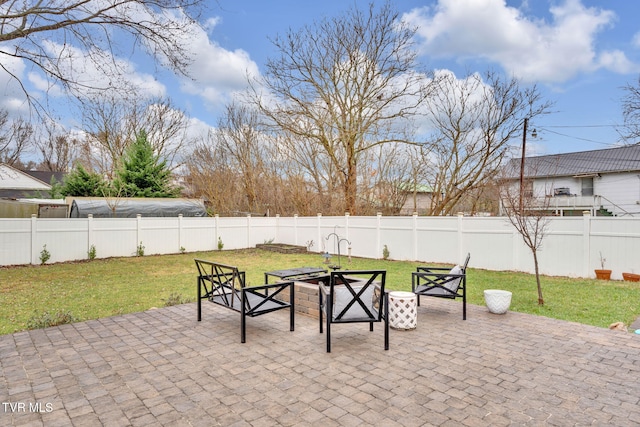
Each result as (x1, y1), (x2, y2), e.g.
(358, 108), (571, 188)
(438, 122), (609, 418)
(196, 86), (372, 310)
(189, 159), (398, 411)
(1, 213), (639, 280)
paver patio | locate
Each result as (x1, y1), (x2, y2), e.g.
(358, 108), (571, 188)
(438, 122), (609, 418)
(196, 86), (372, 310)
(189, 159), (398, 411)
(1, 299), (639, 426)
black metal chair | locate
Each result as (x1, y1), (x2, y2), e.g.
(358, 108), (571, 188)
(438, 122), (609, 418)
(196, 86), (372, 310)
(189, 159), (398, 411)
(195, 259), (295, 343)
(412, 253), (471, 320)
(318, 270), (388, 352)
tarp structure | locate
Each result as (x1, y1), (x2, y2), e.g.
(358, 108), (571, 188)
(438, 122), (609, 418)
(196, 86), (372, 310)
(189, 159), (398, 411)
(69, 198), (207, 218)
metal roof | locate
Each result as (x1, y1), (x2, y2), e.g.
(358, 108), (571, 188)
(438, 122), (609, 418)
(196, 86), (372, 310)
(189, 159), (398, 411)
(24, 170), (65, 185)
(504, 143), (640, 179)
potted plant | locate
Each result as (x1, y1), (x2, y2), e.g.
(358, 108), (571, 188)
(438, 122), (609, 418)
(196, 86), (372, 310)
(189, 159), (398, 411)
(622, 272), (640, 282)
(595, 252), (612, 280)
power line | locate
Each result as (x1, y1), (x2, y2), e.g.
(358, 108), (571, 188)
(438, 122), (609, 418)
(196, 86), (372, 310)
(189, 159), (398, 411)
(537, 128), (619, 146)
(541, 124), (620, 129)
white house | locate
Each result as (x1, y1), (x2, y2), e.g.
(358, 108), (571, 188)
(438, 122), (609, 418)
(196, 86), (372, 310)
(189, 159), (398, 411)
(0, 164), (68, 217)
(0, 163), (52, 198)
(399, 184), (434, 215)
(502, 144), (640, 217)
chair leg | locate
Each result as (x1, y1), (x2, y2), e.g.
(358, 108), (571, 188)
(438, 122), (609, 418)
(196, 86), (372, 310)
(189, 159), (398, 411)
(241, 292), (246, 343)
(463, 296), (467, 320)
(384, 293), (389, 350)
(290, 284), (295, 331)
(462, 285), (467, 320)
(319, 292), (324, 333)
(197, 278), (202, 321)
(326, 319), (331, 353)
(241, 311), (246, 344)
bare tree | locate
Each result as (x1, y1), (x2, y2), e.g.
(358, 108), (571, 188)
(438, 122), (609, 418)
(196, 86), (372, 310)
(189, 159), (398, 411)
(142, 101), (195, 169)
(81, 96), (192, 177)
(358, 142), (413, 215)
(216, 103), (269, 214)
(251, 1), (430, 214)
(186, 134), (240, 215)
(0, 116), (32, 166)
(78, 96), (130, 177)
(621, 76), (640, 141)
(499, 175), (552, 305)
(421, 70), (552, 215)
(0, 110), (33, 166)
(34, 121), (80, 172)
(275, 132), (339, 214)
(0, 0), (203, 113)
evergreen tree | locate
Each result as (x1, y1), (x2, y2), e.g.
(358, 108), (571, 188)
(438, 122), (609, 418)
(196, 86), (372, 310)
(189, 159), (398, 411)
(48, 176), (64, 199)
(60, 164), (107, 197)
(113, 130), (180, 198)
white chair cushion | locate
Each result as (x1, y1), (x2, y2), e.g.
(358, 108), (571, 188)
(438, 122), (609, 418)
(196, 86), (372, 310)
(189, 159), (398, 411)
(445, 265), (463, 291)
(333, 284), (376, 320)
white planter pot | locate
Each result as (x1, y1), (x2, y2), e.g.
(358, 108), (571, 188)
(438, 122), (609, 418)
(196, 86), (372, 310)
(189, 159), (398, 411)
(484, 290), (512, 314)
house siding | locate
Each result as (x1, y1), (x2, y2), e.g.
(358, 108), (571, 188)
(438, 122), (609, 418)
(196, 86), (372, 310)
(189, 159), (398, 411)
(597, 172), (640, 216)
(533, 177), (578, 196)
(400, 193), (433, 215)
(505, 145), (640, 217)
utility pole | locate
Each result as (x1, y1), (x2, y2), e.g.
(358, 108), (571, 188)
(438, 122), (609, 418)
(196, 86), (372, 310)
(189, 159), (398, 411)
(519, 117), (528, 214)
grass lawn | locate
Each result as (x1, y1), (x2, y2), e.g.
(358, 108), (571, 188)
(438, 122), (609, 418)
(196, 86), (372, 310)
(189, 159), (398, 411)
(1, 248), (638, 335)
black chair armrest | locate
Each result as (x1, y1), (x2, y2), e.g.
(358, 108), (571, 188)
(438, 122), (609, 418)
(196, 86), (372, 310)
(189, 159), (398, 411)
(416, 266), (452, 273)
(246, 281), (293, 294)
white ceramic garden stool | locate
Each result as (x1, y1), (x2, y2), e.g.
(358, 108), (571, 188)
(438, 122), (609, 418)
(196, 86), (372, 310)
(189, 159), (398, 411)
(484, 289), (512, 314)
(388, 291), (417, 330)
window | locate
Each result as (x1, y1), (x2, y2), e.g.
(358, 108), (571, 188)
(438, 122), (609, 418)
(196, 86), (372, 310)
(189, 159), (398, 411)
(581, 177), (594, 196)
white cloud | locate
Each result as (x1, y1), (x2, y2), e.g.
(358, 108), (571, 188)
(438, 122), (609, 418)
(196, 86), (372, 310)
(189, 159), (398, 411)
(0, 50), (30, 115)
(27, 72), (64, 97)
(632, 32), (640, 48)
(598, 50), (636, 74)
(403, 0), (637, 83)
(177, 22), (260, 108)
(23, 40), (167, 101)
(204, 16), (222, 32)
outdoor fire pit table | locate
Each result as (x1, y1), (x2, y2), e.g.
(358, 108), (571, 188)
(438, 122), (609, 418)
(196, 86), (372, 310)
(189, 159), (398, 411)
(388, 291), (417, 330)
(264, 267), (327, 284)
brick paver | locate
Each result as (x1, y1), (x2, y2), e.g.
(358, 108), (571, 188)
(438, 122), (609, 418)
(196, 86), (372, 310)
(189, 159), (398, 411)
(1, 299), (639, 426)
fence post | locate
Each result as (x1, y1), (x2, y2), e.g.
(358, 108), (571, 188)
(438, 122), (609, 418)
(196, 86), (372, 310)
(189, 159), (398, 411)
(344, 212), (350, 242)
(178, 214), (183, 252)
(88, 214), (94, 258)
(136, 214), (142, 254)
(315, 213), (320, 250)
(30, 214), (37, 265)
(293, 213), (298, 246)
(583, 210), (592, 277)
(412, 212), (418, 261)
(214, 214), (219, 250)
(457, 212), (464, 263)
(511, 219), (519, 272)
(246, 214), (251, 248)
(376, 212), (382, 259)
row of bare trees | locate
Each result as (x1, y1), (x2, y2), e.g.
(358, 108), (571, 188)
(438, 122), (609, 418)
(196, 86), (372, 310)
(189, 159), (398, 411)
(0, 0), (201, 179)
(1, 96), (193, 175)
(0, 1), (551, 217)
(5, 1), (640, 221)
(185, 4), (551, 216)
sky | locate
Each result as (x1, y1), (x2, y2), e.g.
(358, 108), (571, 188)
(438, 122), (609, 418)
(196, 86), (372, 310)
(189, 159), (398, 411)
(4, 0), (640, 158)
